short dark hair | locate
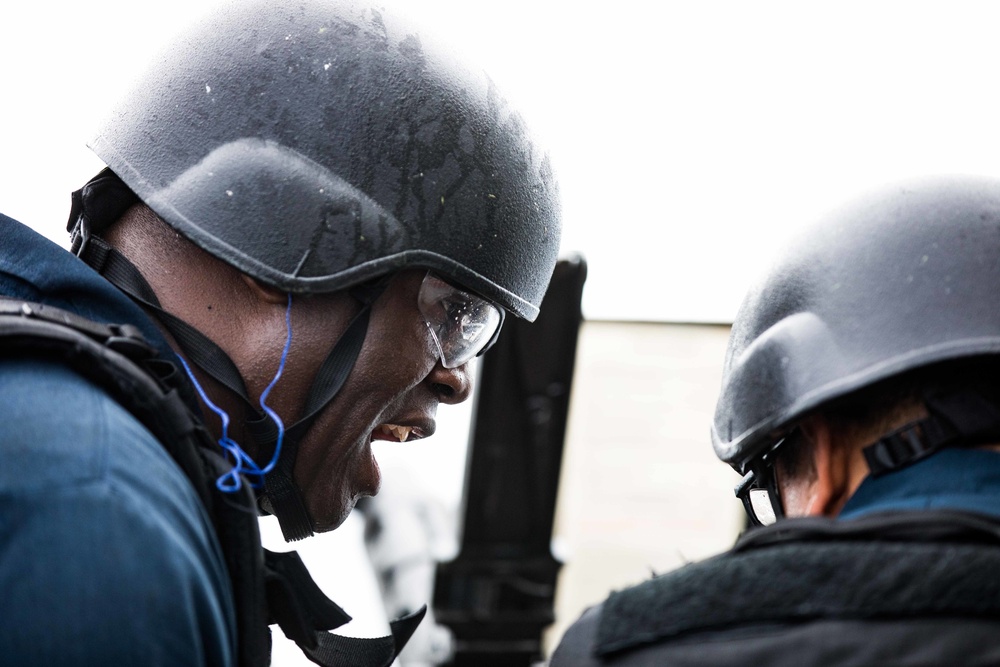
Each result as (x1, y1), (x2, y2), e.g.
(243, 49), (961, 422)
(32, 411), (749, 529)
(775, 356), (1000, 481)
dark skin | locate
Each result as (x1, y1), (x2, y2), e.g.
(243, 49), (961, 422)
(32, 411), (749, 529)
(107, 204), (472, 531)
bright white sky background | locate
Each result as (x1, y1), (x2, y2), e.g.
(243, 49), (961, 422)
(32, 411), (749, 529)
(4, 1), (1000, 323)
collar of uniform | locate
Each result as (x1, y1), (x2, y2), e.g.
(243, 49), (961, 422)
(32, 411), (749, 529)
(0, 213), (174, 360)
(841, 448), (1000, 520)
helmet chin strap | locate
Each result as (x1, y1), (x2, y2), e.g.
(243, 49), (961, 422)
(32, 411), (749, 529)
(863, 383), (1000, 478)
(71, 173), (390, 541)
(260, 283), (385, 541)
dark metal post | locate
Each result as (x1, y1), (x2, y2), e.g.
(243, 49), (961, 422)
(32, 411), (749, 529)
(434, 257), (587, 666)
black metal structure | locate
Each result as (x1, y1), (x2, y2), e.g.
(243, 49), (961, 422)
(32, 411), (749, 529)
(433, 256), (587, 666)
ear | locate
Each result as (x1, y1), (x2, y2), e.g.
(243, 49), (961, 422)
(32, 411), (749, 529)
(240, 274), (287, 305)
(798, 415), (853, 517)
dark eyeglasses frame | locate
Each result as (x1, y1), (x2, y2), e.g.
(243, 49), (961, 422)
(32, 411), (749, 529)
(734, 434), (791, 527)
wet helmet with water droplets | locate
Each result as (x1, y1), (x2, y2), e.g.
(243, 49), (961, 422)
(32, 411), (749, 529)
(86, 0), (559, 321)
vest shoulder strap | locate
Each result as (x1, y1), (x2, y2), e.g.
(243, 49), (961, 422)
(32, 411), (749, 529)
(0, 297), (421, 667)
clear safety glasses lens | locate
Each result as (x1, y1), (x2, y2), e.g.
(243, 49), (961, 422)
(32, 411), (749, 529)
(735, 435), (793, 527)
(418, 272), (504, 369)
(735, 467), (782, 527)
(748, 488), (778, 526)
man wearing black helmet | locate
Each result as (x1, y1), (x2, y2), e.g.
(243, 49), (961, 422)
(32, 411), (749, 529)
(552, 177), (1000, 666)
(0, 2), (559, 666)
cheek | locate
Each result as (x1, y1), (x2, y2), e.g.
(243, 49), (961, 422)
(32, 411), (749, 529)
(361, 318), (439, 388)
(778, 476), (813, 518)
(287, 285), (439, 531)
(291, 411), (369, 531)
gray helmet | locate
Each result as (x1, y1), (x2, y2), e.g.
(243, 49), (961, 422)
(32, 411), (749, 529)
(88, 0), (559, 320)
(714, 176), (1000, 473)
(74, 0), (561, 542)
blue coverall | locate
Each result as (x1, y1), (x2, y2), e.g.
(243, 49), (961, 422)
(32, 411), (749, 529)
(0, 213), (236, 665)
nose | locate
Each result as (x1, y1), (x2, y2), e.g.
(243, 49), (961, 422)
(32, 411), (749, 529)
(427, 361), (473, 405)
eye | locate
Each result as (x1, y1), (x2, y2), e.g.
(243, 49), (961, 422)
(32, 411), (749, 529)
(458, 317), (487, 342)
(442, 294), (472, 321)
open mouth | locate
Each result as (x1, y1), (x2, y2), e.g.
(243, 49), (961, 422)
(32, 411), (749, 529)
(372, 424), (423, 443)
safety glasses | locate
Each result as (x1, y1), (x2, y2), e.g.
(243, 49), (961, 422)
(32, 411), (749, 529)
(418, 272), (504, 369)
(734, 435), (790, 527)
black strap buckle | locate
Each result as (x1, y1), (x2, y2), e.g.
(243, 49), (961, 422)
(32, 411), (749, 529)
(0, 298), (155, 363)
(69, 210), (91, 258)
(863, 420), (940, 477)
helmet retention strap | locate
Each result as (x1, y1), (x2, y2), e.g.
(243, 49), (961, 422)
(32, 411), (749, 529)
(74, 212), (384, 541)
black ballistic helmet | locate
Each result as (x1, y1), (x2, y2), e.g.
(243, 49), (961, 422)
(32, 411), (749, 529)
(75, 0), (561, 542)
(89, 0), (560, 321)
(714, 176), (1000, 474)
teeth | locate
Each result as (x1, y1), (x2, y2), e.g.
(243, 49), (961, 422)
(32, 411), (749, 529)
(381, 424), (413, 442)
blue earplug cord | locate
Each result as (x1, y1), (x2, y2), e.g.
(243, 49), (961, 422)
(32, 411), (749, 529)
(177, 294), (293, 492)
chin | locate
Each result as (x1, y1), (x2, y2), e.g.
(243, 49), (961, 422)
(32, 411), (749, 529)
(310, 499), (357, 534)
